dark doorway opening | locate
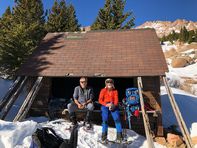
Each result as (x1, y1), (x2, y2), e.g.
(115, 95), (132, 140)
(51, 77), (80, 99)
(51, 77), (134, 102)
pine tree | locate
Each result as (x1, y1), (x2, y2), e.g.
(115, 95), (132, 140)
(179, 26), (189, 42)
(188, 30), (195, 43)
(91, 0), (112, 30)
(194, 30), (197, 42)
(0, 7), (14, 73)
(0, 7), (12, 30)
(91, 0), (135, 30)
(111, 0), (135, 29)
(66, 4), (80, 32)
(0, 0), (45, 75)
(46, 0), (67, 32)
(46, 0), (80, 32)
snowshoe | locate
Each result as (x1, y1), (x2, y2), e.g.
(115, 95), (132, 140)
(65, 123), (78, 131)
(97, 138), (108, 145)
(107, 138), (133, 145)
(82, 122), (94, 133)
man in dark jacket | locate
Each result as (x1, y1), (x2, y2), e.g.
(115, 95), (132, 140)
(67, 77), (94, 128)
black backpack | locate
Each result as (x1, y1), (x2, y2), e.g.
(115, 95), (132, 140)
(59, 125), (78, 148)
(34, 125), (78, 148)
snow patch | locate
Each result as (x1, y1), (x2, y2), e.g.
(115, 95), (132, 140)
(161, 86), (197, 131)
(0, 119), (166, 148)
(0, 120), (37, 148)
(162, 41), (177, 52)
(191, 123), (197, 137)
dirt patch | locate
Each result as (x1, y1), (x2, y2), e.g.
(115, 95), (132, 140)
(164, 48), (178, 58)
(171, 58), (188, 68)
(177, 43), (197, 52)
(180, 77), (197, 95)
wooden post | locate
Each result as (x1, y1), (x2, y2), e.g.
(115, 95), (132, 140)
(137, 77), (155, 148)
(163, 76), (193, 148)
(13, 77), (43, 121)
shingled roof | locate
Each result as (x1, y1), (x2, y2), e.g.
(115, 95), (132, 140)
(16, 29), (168, 77)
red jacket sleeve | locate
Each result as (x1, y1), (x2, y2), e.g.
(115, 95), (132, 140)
(113, 90), (119, 106)
(99, 89), (106, 106)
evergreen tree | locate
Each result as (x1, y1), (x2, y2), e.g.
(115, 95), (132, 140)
(160, 28), (197, 44)
(194, 30), (197, 42)
(188, 30), (195, 43)
(91, 0), (112, 30)
(171, 30), (178, 41)
(46, 0), (67, 32)
(91, 0), (135, 30)
(0, 7), (12, 30)
(111, 0), (135, 29)
(66, 4), (80, 31)
(46, 0), (80, 32)
(0, 6), (14, 73)
(179, 26), (189, 42)
(0, 0), (45, 75)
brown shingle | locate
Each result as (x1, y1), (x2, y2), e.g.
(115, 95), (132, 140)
(16, 29), (168, 77)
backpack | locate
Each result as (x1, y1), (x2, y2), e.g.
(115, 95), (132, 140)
(123, 88), (140, 115)
(34, 125), (78, 148)
(59, 125), (78, 148)
(34, 127), (64, 148)
(123, 88), (141, 129)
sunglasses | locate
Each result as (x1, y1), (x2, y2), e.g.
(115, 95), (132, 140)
(106, 81), (113, 84)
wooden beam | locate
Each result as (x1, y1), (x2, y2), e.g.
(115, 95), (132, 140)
(13, 77), (43, 122)
(137, 77), (155, 148)
(0, 77), (22, 110)
(163, 76), (193, 148)
(0, 76), (28, 119)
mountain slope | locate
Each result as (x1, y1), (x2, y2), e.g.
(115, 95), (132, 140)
(137, 19), (197, 37)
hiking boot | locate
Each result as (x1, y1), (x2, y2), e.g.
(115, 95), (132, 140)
(70, 113), (77, 126)
(85, 111), (92, 122)
(101, 132), (107, 142)
(71, 120), (77, 126)
(116, 132), (123, 143)
(71, 116), (77, 126)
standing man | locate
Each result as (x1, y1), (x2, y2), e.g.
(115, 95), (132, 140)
(99, 78), (123, 143)
(67, 77), (94, 129)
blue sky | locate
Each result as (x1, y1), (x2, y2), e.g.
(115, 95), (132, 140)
(0, 0), (197, 27)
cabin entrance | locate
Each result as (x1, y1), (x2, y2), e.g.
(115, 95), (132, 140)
(51, 77), (135, 102)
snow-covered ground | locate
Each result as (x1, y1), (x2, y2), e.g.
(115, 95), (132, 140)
(0, 119), (166, 148)
(0, 85), (197, 148)
(162, 42), (197, 95)
(161, 86), (197, 131)
(161, 41), (178, 52)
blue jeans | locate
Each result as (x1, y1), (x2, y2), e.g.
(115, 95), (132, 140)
(101, 106), (122, 133)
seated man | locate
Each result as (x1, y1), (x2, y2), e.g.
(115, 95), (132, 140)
(67, 77), (94, 128)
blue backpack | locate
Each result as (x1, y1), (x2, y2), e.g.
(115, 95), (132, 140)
(125, 88), (140, 112)
(123, 88), (140, 129)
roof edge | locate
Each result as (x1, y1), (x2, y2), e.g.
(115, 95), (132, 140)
(46, 28), (156, 35)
